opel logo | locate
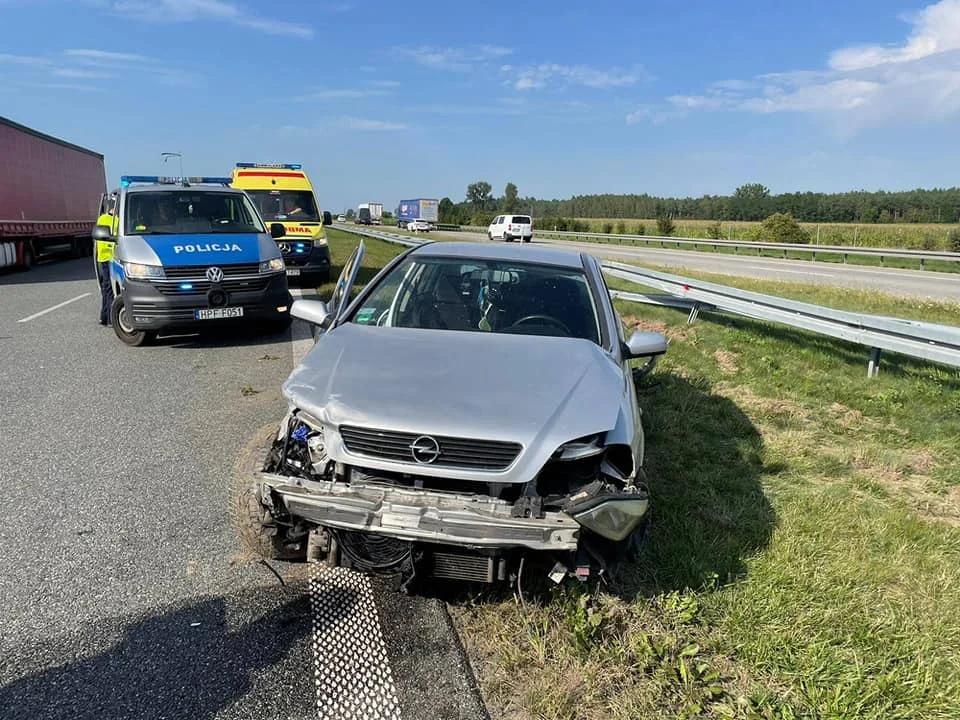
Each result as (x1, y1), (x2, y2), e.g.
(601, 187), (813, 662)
(410, 435), (441, 464)
(206, 266), (224, 283)
(278, 242), (291, 253)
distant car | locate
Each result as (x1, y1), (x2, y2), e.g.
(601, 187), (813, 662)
(232, 240), (668, 587)
(488, 214), (533, 243)
(337, 214), (346, 222)
(408, 219), (432, 233)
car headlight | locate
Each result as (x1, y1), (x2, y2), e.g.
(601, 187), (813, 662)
(313, 237), (327, 247)
(260, 257), (285, 273)
(564, 482), (649, 541)
(123, 262), (165, 279)
(552, 434), (605, 461)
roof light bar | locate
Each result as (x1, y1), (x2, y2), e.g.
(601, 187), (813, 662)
(235, 162), (302, 170)
(119, 175), (232, 187)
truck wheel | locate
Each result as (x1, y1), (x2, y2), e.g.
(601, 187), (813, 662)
(229, 424), (306, 561)
(21, 243), (35, 269)
(110, 296), (155, 347)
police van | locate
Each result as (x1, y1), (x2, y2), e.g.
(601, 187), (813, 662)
(230, 163), (333, 284)
(92, 175), (292, 346)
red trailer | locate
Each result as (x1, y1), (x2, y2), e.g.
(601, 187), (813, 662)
(0, 115), (106, 270)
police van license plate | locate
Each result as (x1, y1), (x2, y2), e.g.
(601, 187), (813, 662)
(195, 307), (243, 320)
(285, 268), (301, 276)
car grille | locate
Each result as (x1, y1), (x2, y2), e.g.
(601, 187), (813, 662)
(153, 277), (270, 295)
(163, 263), (261, 280)
(339, 426), (521, 471)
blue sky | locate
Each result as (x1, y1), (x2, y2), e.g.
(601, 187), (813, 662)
(3, 0), (960, 213)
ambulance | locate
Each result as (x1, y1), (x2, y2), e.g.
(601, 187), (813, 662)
(231, 163), (332, 284)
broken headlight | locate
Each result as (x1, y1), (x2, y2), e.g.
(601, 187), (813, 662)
(552, 433), (605, 461)
(564, 481), (649, 542)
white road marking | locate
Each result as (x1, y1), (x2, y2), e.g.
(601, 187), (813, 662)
(310, 565), (401, 720)
(17, 293), (91, 323)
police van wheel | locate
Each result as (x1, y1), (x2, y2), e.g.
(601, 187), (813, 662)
(230, 424), (306, 562)
(110, 296), (155, 347)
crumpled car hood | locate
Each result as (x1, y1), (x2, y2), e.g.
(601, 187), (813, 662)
(282, 323), (631, 482)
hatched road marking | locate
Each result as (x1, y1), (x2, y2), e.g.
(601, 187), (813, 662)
(310, 566), (402, 720)
(17, 293), (91, 323)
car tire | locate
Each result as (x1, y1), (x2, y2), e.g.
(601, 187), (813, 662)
(523, 236), (532, 243)
(110, 295), (155, 347)
(487, 233), (492, 241)
(229, 423), (306, 561)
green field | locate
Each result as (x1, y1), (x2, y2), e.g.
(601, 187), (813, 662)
(547, 217), (960, 251)
(322, 228), (960, 720)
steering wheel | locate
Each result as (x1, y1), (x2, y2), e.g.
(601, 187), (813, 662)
(506, 314), (572, 336)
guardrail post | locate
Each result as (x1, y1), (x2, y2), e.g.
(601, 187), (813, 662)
(920, 258), (926, 270)
(880, 255), (884, 267)
(843, 253), (848, 264)
(687, 302), (701, 324)
(812, 251), (816, 262)
(867, 348), (881, 378)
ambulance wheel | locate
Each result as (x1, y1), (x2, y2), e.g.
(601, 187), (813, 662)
(230, 424), (306, 561)
(111, 296), (155, 347)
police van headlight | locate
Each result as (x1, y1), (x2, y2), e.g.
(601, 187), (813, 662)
(124, 262), (165, 279)
(260, 257), (285, 273)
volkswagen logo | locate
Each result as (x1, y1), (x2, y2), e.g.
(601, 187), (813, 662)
(410, 435), (441, 464)
(278, 242), (291, 254)
(205, 266), (224, 283)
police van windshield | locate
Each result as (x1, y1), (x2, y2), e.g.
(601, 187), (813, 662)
(247, 190), (319, 222)
(125, 191), (265, 235)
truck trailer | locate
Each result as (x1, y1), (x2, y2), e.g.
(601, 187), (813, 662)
(0, 115), (106, 270)
(396, 198), (439, 229)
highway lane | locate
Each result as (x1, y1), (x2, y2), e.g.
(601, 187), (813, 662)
(424, 229), (960, 302)
(0, 259), (487, 720)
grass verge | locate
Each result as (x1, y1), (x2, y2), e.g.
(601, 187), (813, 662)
(451, 290), (960, 720)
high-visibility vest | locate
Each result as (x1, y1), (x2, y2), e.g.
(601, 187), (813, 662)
(95, 212), (117, 262)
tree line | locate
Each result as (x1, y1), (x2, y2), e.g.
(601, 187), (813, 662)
(438, 181), (960, 225)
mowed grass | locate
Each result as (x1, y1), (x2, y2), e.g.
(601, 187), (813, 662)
(313, 227), (405, 299)
(452, 291), (960, 718)
(560, 217), (959, 251)
(321, 225), (960, 718)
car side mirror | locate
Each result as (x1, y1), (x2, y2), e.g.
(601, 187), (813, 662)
(624, 330), (667, 359)
(270, 223), (286, 239)
(291, 299), (330, 326)
(92, 224), (113, 240)
(322, 211), (332, 226)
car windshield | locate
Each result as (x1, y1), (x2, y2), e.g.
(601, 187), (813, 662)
(348, 257), (600, 344)
(246, 190), (319, 222)
(124, 191), (265, 235)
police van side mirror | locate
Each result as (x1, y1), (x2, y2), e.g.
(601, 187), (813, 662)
(92, 225), (113, 240)
(270, 223), (286, 239)
(322, 211), (332, 226)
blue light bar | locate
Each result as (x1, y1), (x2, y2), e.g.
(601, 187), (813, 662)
(235, 162), (302, 170)
(185, 176), (233, 184)
(120, 175), (160, 186)
(179, 282), (194, 290)
(119, 175), (231, 187)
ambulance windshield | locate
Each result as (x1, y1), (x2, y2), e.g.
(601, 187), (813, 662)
(247, 190), (319, 222)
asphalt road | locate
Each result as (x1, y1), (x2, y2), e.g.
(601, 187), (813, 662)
(425, 229), (960, 302)
(0, 258), (487, 720)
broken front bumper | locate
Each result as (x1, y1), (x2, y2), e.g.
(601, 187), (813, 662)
(257, 472), (581, 551)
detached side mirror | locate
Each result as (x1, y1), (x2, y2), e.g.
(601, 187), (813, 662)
(291, 299), (330, 327)
(92, 224), (113, 240)
(624, 330), (668, 359)
(270, 223), (286, 239)
(322, 211), (332, 226)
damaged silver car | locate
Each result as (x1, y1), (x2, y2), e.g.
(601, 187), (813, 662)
(232, 240), (667, 586)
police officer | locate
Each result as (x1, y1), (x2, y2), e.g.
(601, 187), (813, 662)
(94, 195), (118, 326)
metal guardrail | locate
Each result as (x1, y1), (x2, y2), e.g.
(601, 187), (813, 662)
(455, 225), (958, 269)
(604, 262), (960, 376)
(332, 224), (960, 377)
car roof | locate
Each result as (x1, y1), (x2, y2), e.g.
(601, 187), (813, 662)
(125, 184), (241, 195)
(409, 241), (586, 269)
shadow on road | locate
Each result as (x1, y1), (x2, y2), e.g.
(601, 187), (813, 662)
(0, 256), (96, 286)
(0, 583), (343, 720)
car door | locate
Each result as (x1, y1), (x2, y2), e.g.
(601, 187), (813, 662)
(328, 240), (366, 327)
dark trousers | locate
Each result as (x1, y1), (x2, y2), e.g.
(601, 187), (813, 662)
(98, 262), (114, 324)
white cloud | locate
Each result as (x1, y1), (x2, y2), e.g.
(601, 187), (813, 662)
(53, 67), (114, 79)
(335, 116), (407, 131)
(503, 63), (645, 91)
(294, 89), (389, 101)
(64, 49), (149, 63)
(106, 0), (312, 37)
(0, 53), (50, 65)
(368, 79), (401, 88)
(637, 0), (960, 130)
(395, 45), (511, 72)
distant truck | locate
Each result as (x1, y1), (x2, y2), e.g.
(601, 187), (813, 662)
(357, 202), (383, 225)
(396, 198), (439, 229)
(0, 115), (106, 270)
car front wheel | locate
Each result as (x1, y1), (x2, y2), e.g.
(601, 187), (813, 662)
(110, 295), (156, 347)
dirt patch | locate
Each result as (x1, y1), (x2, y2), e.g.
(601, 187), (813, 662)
(714, 350), (739, 375)
(714, 383), (810, 422)
(621, 315), (697, 342)
(911, 450), (937, 473)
